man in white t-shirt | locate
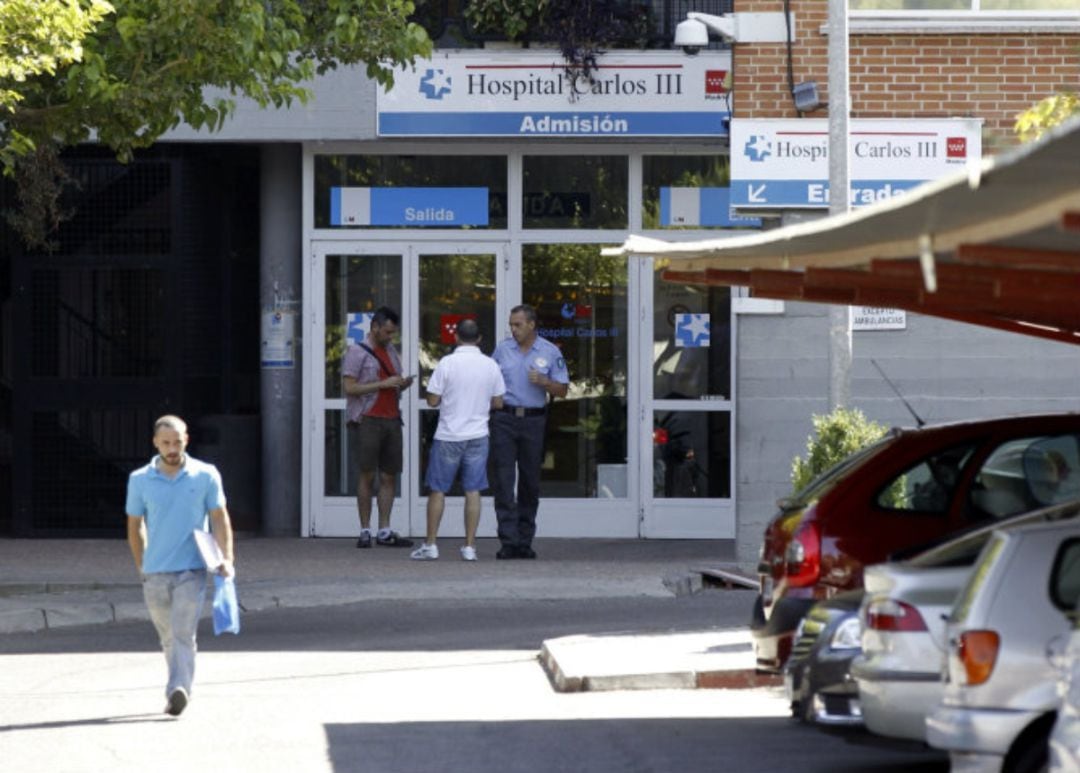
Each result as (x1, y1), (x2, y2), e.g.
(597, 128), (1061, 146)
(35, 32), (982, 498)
(411, 318), (506, 561)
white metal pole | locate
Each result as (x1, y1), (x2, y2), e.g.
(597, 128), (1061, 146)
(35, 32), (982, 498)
(827, 0), (852, 411)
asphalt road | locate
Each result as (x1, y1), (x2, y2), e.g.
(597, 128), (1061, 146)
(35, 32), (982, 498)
(0, 593), (948, 773)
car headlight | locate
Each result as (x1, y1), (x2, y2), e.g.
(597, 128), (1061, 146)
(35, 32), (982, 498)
(830, 616), (862, 651)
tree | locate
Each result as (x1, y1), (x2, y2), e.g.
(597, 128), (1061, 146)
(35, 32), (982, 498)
(0, 0), (113, 164)
(1015, 92), (1080, 144)
(2, 0), (432, 249)
(790, 407), (888, 494)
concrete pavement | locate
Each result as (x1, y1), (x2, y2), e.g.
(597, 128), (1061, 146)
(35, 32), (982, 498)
(0, 536), (778, 691)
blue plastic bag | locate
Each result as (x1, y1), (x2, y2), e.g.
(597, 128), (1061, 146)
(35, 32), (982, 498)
(212, 574), (241, 636)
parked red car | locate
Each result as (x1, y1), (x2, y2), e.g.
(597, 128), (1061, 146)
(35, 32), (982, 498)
(752, 413), (1080, 673)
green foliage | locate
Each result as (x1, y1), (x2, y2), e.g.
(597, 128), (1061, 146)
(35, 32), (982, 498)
(1015, 92), (1080, 144)
(0, 0), (112, 112)
(464, 0), (652, 84)
(791, 407), (889, 495)
(465, 0), (548, 41)
(1, 0), (432, 249)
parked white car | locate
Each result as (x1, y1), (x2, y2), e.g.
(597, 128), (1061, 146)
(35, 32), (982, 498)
(1050, 614), (1080, 772)
(926, 519), (1080, 773)
(852, 549), (972, 741)
(854, 500), (1080, 743)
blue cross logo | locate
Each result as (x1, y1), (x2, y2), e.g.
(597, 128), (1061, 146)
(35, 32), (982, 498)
(743, 135), (772, 162)
(346, 312), (374, 346)
(419, 68), (451, 100)
(675, 313), (710, 348)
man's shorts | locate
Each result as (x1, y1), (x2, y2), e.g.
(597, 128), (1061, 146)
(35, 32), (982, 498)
(351, 417), (403, 475)
(425, 437), (489, 493)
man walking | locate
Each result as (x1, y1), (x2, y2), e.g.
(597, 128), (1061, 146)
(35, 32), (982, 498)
(491, 305), (570, 560)
(126, 415), (235, 717)
(343, 306), (415, 548)
(411, 319), (505, 561)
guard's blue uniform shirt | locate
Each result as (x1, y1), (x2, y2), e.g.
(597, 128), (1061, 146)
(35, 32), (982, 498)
(493, 335), (569, 408)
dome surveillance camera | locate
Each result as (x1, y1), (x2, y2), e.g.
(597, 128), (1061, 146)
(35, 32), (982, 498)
(674, 19), (708, 55)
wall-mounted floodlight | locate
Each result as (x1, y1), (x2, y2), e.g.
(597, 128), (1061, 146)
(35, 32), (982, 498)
(674, 11), (792, 54)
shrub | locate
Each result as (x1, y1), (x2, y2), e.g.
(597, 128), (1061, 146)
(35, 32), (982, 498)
(791, 407), (889, 495)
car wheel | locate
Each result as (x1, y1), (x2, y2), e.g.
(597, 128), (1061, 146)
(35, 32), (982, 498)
(1005, 717), (1053, 773)
(791, 693), (815, 724)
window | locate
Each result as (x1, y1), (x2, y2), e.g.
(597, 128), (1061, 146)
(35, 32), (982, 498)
(522, 156), (627, 229)
(523, 244), (628, 498)
(1050, 538), (1080, 613)
(313, 155), (508, 229)
(642, 155), (759, 231)
(876, 444), (976, 512)
(970, 435), (1080, 518)
(851, 1), (1075, 10)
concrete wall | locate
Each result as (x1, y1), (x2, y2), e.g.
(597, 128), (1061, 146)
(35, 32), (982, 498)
(163, 65), (379, 142)
(734, 305), (1080, 567)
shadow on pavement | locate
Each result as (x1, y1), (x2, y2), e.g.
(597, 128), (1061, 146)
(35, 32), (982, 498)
(0, 713), (171, 733)
(0, 595), (745, 655)
(324, 717), (949, 773)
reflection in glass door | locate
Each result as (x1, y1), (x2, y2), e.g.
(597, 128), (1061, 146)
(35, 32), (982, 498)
(415, 250), (499, 505)
(522, 245), (629, 502)
(643, 258), (735, 538)
(311, 246), (411, 537)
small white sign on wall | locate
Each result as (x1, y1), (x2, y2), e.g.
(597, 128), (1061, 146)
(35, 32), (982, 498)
(261, 309), (296, 368)
(853, 307), (907, 331)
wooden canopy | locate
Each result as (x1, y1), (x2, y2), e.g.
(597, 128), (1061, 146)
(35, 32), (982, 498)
(606, 117), (1080, 345)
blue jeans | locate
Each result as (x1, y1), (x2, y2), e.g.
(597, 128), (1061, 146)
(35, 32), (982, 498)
(425, 437), (490, 493)
(142, 569), (208, 698)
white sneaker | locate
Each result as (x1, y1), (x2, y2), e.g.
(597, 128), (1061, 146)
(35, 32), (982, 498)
(410, 543), (439, 560)
(460, 545), (477, 562)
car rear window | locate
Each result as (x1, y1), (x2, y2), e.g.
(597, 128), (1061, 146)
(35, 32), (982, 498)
(970, 434), (1080, 520)
(876, 443), (976, 513)
(951, 533), (1006, 624)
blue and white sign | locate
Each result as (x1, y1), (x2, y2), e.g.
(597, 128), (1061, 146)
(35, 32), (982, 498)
(346, 312), (374, 346)
(730, 118), (982, 209)
(331, 187), (489, 227)
(660, 187), (762, 228)
(378, 51), (733, 138)
(675, 313), (710, 348)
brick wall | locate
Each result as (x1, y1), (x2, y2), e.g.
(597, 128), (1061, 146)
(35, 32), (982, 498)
(736, 0), (1080, 145)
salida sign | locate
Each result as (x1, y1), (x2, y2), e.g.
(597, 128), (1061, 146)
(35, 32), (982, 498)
(731, 118), (982, 209)
(378, 51), (733, 138)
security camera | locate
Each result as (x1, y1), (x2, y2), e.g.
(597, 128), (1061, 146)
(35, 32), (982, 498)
(674, 18), (708, 55)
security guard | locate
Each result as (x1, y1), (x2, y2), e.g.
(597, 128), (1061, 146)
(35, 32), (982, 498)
(491, 304), (570, 559)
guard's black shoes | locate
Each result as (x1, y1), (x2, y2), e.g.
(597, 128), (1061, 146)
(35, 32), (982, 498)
(495, 546), (519, 560)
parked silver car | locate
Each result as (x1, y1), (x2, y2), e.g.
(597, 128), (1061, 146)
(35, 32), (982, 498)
(926, 519), (1080, 773)
(854, 500), (1080, 743)
(1050, 609), (1080, 772)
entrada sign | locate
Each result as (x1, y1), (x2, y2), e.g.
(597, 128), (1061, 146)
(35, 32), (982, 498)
(730, 118), (982, 209)
(378, 51), (733, 138)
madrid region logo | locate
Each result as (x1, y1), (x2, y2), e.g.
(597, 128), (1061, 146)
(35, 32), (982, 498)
(419, 68), (451, 100)
(743, 135), (772, 162)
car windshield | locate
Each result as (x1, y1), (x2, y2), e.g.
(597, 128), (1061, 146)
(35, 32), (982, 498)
(782, 434), (897, 509)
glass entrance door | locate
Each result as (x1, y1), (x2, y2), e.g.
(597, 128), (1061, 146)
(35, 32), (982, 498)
(309, 242), (504, 538)
(412, 246), (502, 538)
(310, 243), (412, 537)
(641, 258), (735, 538)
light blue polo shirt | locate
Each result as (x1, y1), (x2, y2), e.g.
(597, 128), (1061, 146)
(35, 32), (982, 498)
(493, 335), (570, 408)
(126, 455), (227, 574)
